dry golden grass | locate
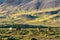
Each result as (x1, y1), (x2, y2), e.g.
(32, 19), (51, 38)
(0, 7), (60, 27)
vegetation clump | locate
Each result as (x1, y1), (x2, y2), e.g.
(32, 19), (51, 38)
(31, 38), (37, 40)
(7, 37), (18, 40)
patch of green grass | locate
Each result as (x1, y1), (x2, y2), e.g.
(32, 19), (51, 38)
(0, 28), (60, 40)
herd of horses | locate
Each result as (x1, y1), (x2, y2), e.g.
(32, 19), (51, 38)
(9, 27), (52, 32)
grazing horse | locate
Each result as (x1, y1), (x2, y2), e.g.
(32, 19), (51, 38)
(48, 27), (51, 32)
(16, 27), (21, 30)
(9, 27), (12, 31)
(37, 28), (40, 32)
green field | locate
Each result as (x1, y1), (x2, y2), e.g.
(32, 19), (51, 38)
(0, 28), (60, 40)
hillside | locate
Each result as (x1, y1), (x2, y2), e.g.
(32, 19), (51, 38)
(0, 0), (60, 27)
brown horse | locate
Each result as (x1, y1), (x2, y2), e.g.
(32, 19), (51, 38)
(48, 27), (51, 32)
(16, 27), (21, 30)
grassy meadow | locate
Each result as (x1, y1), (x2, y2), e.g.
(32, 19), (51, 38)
(0, 27), (60, 40)
(0, 5), (60, 40)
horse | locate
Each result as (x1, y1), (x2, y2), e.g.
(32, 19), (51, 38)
(16, 27), (21, 30)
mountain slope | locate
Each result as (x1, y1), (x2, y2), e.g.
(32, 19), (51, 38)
(0, 0), (60, 27)
(0, 0), (60, 11)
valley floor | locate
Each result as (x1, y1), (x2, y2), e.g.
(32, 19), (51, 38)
(0, 28), (60, 40)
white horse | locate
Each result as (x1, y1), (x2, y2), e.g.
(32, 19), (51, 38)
(9, 27), (12, 31)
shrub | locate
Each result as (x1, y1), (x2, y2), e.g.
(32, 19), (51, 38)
(0, 36), (2, 40)
(31, 30), (39, 35)
(31, 38), (37, 40)
(7, 37), (18, 40)
(19, 30), (29, 35)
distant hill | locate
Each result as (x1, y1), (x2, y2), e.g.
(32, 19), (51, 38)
(0, 0), (60, 27)
(0, 0), (60, 10)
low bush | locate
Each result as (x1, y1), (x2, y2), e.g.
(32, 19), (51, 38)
(7, 37), (19, 40)
(19, 30), (29, 35)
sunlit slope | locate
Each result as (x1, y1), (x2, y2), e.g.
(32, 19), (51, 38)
(0, 7), (60, 27)
(10, 7), (60, 18)
(10, 7), (60, 27)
